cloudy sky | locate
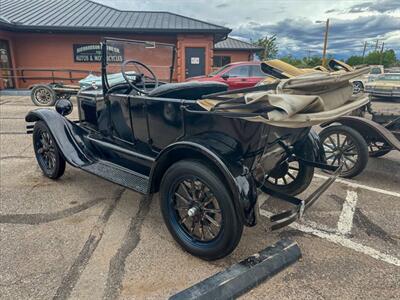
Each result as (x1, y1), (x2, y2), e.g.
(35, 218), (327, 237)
(94, 0), (400, 59)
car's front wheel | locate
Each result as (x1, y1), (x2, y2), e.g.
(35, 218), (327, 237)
(352, 81), (364, 94)
(160, 160), (243, 260)
(33, 121), (66, 179)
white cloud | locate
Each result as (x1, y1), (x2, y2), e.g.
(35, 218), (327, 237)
(94, 0), (400, 59)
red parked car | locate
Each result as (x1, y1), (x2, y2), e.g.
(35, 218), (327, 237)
(186, 61), (267, 90)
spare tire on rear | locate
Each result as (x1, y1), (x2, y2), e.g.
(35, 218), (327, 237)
(31, 85), (57, 106)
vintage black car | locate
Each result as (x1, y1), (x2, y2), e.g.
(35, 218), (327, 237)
(26, 38), (366, 260)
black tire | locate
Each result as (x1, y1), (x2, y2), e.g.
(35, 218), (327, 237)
(319, 125), (369, 178)
(33, 121), (66, 179)
(160, 160), (243, 260)
(368, 141), (392, 157)
(260, 138), (314, 196)
(31, 85), (56, 106)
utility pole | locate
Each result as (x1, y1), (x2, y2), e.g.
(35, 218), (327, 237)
(362, 41), (367, 63)
(322, 18), (330, 67)
(380, 42), (385, 65)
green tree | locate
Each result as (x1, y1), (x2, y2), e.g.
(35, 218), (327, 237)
(279, 55), (322, 68)
(303, 56), (322, 67)
(346, 55), (364, 66)
(381, 49), (397, 67)
(254, 35), (278, 60)
(363, 50), (397, 67)
(280, 54), (302, 66)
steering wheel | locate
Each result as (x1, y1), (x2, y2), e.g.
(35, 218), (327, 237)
(121, 60), (159, 95)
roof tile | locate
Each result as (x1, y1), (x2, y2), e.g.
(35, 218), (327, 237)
(0, 0), (230, 33)
(214, 37), (263, 50)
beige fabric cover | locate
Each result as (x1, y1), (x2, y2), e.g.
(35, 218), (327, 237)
(198, 68), (369, 128)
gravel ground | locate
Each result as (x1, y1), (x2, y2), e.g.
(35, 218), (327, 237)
(0, 95), (399, 299)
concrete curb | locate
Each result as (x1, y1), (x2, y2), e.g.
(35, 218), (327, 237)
(0, 89), (30, 96)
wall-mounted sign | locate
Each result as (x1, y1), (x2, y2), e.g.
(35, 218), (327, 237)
(191, 57), (200, 64)
(73, 44), (124, 63)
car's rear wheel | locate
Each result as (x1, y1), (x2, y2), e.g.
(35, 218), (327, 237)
(319, 125), (368, 178)
(31, 85), (57, 106)
(33, 121), (66, 179)
(368, 141), (392, 157)
(160, 160), (243, 260)
(260, 159), (314, 196)
(260, 137), (314, 196)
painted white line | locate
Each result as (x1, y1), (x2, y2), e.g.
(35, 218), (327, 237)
(337, 190), (358, 235)
(314, 173), (400, 198)
(259, 209), (400, 267)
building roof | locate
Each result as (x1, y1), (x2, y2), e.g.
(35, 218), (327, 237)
(214, 37), (263, 51)
(0, 0), (230, 37)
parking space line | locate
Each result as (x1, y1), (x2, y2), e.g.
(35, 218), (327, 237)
(259, 209), (400, 267)
(314, 174), (400, 198)
(337, 190), (358, 235)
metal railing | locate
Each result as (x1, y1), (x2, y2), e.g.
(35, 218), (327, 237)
(0, 68), (100, 83)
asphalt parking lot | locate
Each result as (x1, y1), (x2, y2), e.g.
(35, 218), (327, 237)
(1, 95), (399, 300)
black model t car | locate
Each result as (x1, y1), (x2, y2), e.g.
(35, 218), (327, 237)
(26, 38), (351, 260)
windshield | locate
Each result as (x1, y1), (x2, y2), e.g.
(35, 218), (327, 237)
(370, 67), (382, 75)
(377, 74), (400, 81)
(208, 64), (231, 76)
(103, 38), (176, 88)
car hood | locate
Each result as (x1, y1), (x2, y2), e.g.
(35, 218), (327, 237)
(79, 72), (137, 87)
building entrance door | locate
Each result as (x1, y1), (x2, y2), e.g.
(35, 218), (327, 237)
(185, 47), (205, 79)
(0, 39), (14, 89)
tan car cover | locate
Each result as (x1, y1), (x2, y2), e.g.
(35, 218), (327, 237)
(198, 67), (370, 128)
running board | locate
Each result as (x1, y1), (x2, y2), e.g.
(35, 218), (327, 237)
(81, 160), (149, 194)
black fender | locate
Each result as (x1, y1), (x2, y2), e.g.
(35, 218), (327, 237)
(25, 109), (93, 167)
(321, 116), (400, 151)
(294, 129), (326, 163)
(149, 134), (258, 227)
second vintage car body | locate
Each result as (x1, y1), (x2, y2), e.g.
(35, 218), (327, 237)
(364, 73), (400, 99)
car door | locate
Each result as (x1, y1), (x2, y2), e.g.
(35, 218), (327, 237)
(249, 65), (267, 86)
(222, 65), (251, 90)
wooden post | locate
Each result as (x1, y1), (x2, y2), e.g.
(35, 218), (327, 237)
(362, 41), (367, 63)
(380, 42), (385, 65)
(322, 18), (330, 67)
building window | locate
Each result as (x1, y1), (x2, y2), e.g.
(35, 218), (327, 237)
(213, 55), (231, 67)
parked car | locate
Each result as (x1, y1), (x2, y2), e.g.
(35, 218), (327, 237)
(349, 65), (384, 94)
(30, 71), (139, 106)
(319, 101), (400, 178)
(364, 73), (400, 99)
(186, 61), (269, 90)
(26, 38), (368, 260)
